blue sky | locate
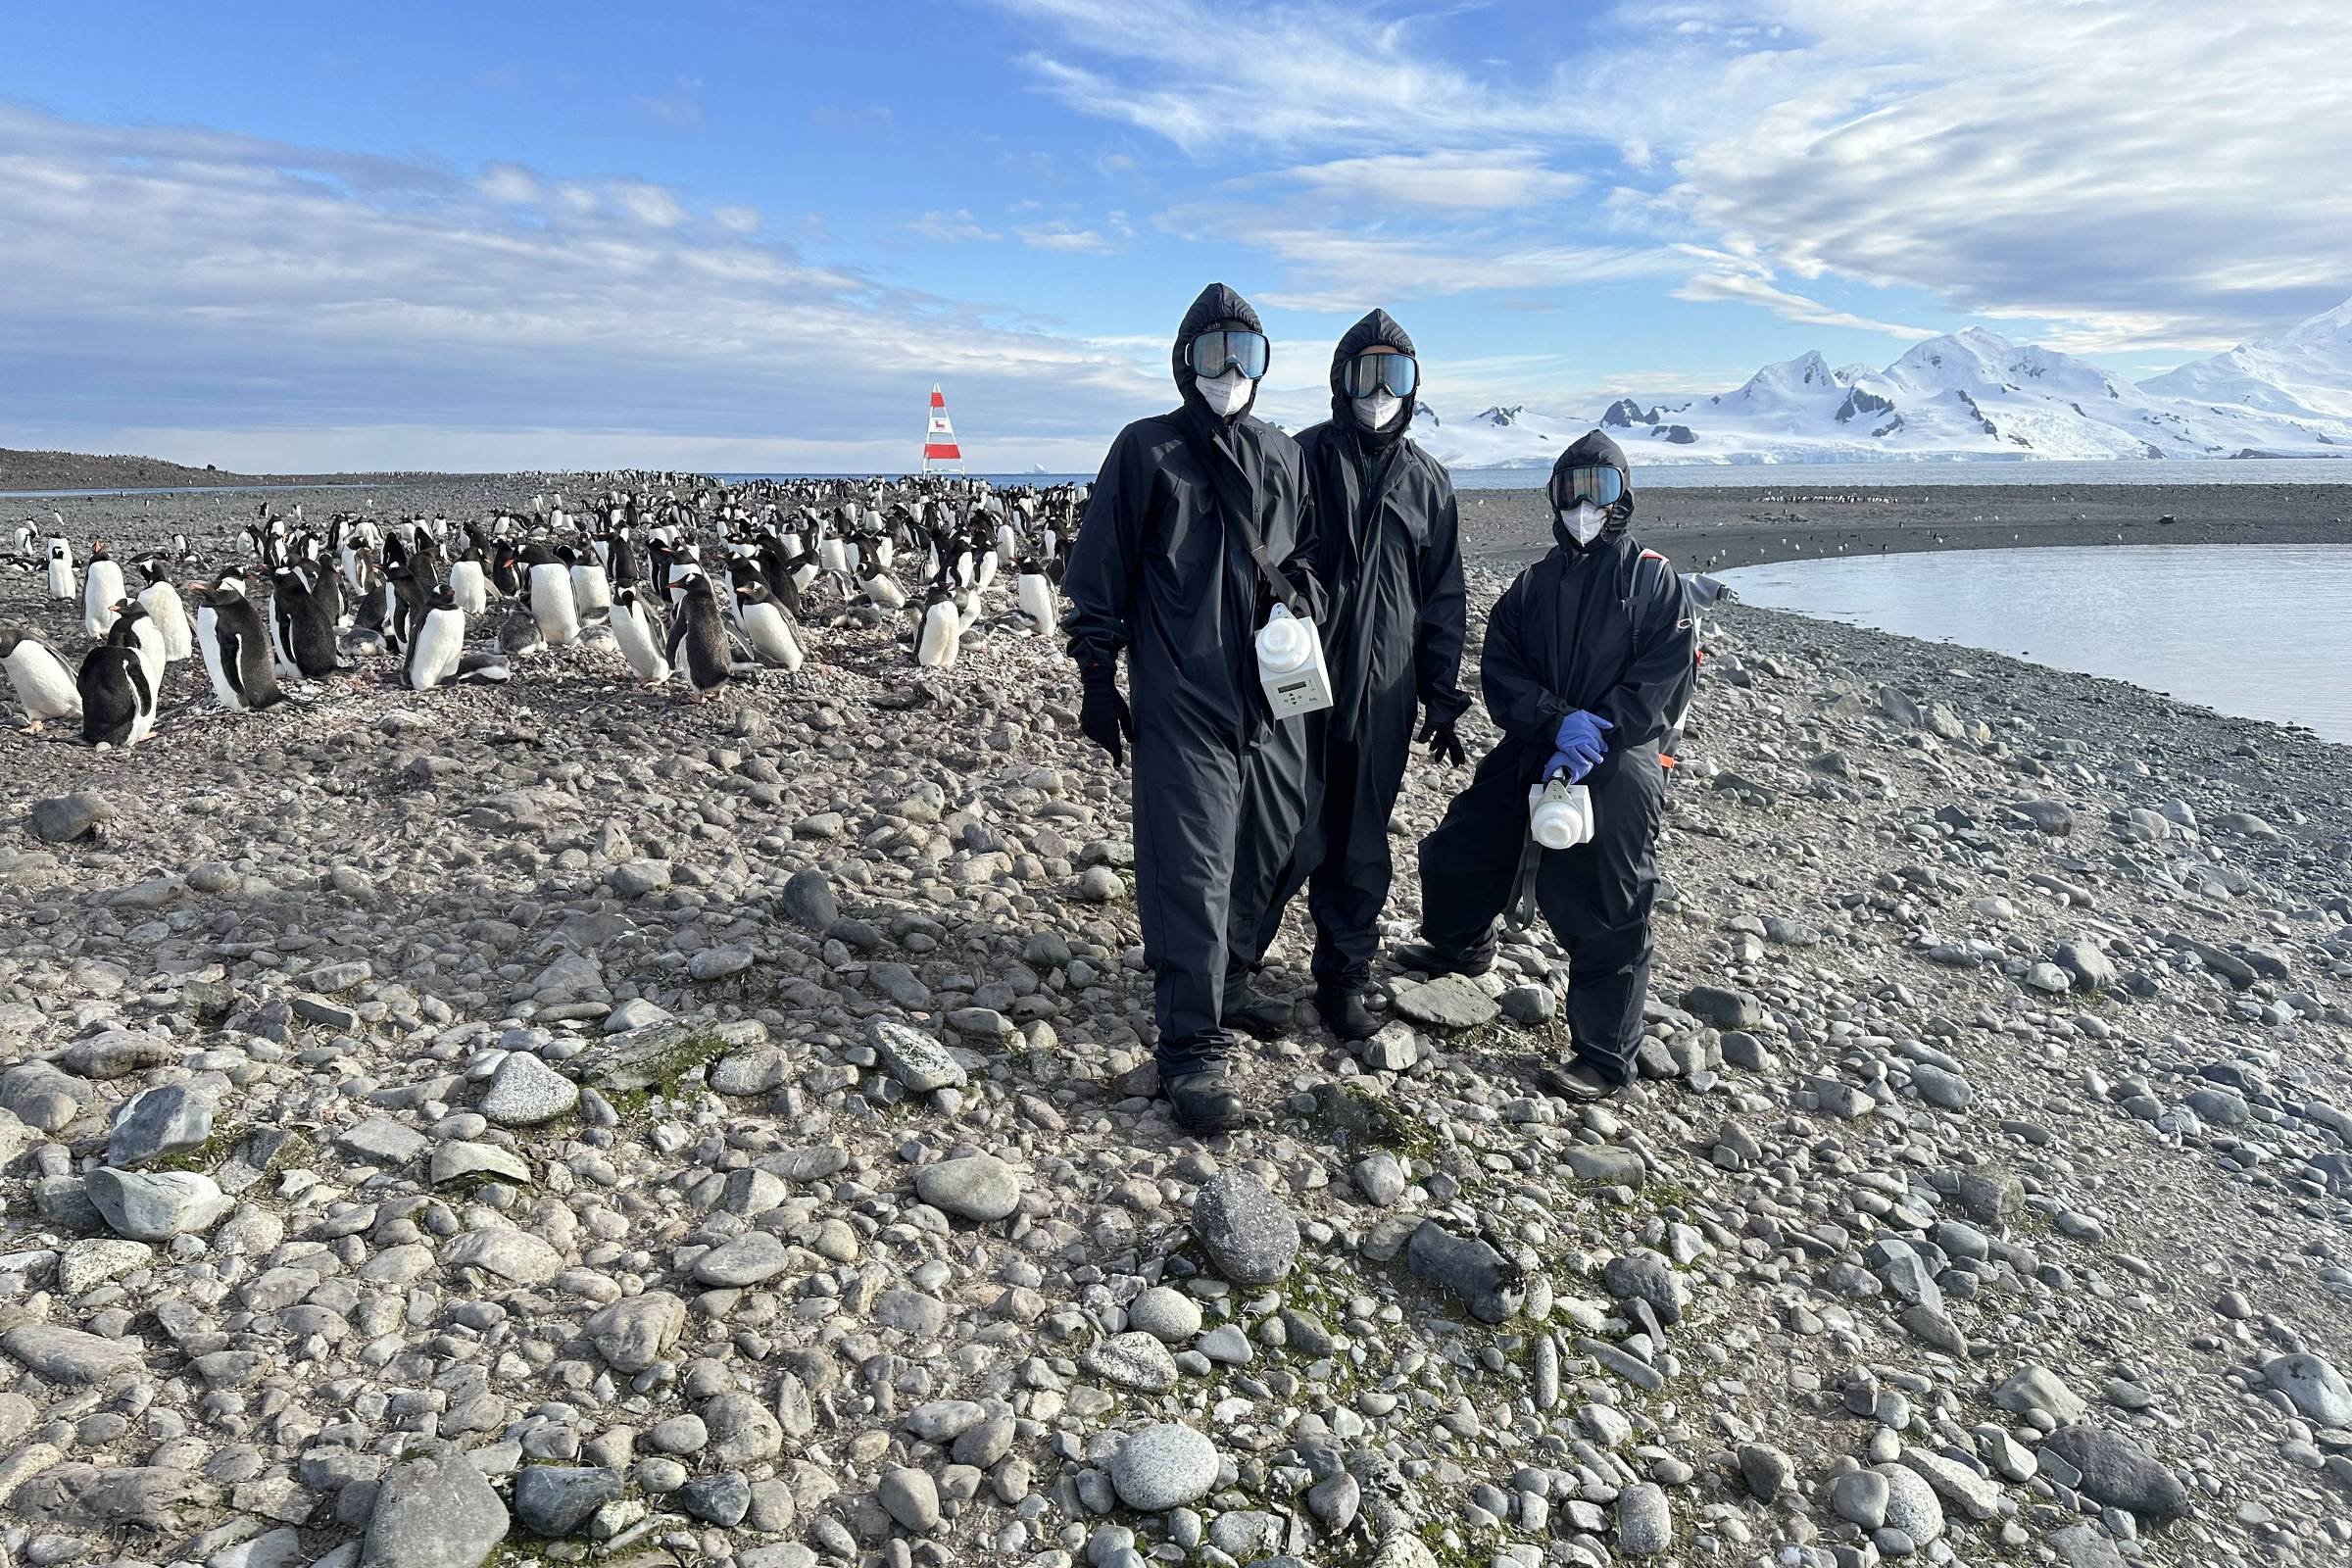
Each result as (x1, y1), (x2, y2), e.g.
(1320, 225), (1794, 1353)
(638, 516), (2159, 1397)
(3, 0), (2345, 471)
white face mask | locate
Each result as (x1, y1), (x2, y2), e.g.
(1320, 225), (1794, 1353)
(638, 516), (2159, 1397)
(1352, 392), (1402, 432)
(1195, 368), (1254, 418)
(1560, 501), (1607, 545)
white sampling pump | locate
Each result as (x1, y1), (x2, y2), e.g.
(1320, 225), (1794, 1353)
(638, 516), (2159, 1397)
(1255, 603), (1333, 717)
(1527, 776), (1596, 850)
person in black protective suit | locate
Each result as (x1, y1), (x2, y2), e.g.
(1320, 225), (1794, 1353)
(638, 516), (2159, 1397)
(1228, 309), (1469, 1042)
(1060, 283), (1322, 1133)
(1398, 430), (1696, 1099)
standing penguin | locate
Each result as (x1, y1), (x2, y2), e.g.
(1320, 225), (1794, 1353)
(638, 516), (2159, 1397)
(569, 545), (612, 624)
(664, 570), (734, 703)
(448, 549), (489, 615)
(405, 583), (512, 691)
(82, 544), (126, 639)
(914, 582), (961, 669)
(108, 598), (168, 696)
(1015, 556), (1056, 637)
(78, 642), (157, 750)
(270, 565), (347, 681)
(733, 580), (805, 672)
(45, 536), (74, 602)
(609, 583), (671, 686)
(188, 581), (286, 713)
(1, 624), (81, 731)
(135, 559), (194, 662)
(525, 544), (581, 647)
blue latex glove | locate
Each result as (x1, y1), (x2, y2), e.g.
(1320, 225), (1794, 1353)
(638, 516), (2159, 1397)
(1545, 710), (1613, 781)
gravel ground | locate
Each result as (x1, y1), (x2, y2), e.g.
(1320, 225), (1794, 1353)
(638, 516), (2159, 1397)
(1, 476), (2350, 1568)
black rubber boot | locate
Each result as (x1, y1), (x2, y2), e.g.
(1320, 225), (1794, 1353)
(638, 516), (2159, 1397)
(1164, 1064), (1245, 1133)
(1225, 990), (1293, 1042)
(1393, 940), (1494, 979)
(1316, 986), (1379, 1042)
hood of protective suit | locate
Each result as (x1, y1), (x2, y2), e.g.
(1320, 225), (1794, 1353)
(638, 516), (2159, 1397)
(1172, 282), (1265, 424)
(1549, 429), (1635, 551)
(1328, 308), (1417, 452)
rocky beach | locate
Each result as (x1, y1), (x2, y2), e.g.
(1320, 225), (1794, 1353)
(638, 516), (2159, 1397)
(2, 474), (2350, 1568)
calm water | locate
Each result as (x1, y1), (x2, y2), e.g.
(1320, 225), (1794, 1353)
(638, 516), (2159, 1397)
(1453, 457), (2352, 491)
(1719, 545), (2352, 743)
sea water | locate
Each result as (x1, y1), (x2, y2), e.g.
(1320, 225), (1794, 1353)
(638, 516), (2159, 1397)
(1718, 544), (2352, 743)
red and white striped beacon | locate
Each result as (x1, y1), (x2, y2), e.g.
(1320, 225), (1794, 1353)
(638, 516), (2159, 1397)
(922, 385), (964, 472)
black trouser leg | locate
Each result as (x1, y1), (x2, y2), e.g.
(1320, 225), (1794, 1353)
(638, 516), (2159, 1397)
(1223, 716), (1315, 1010)
(1131, 719), (1245, 1075)
(1535, 749), (1663, 1082)
(1414, 750), (1527, 963)
(1306, 725), (1409, 991)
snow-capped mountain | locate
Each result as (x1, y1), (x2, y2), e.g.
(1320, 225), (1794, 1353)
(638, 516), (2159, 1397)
(1399, 296), (2352, 468)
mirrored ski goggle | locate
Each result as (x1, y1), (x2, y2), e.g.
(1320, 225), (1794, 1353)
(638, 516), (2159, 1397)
(1342, 352), (1418, 399)
(1187, 328), (1270, 380)
(1551, 465), (1626, 509)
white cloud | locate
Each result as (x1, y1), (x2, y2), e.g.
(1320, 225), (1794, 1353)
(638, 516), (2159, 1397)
(711, 204), (762, 235)
(1265, 151), (1585, 214)
(1673, 270), (1934, 339)
(634, 75), (705, 129)
(0, 101), (1154, 467)
(906, 208), (1001, 243)
(607, 180), (688, 229)
(475, 163), (540, 205)
(1015, 216), (1131, 254)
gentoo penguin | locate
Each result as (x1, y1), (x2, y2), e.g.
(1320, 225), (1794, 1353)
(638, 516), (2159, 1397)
(448, 550), (489, 616)
(78, 642), (156, 750)
(915, 583), (961, 669)
(608, 583), (671, 686)
(108, 598), (168, 696)
(188, 581), (285, 713)
(405, 583), (512, 691)
(80, 544), (125, 639)
(9, 520), (31, 560)
(1, 624), (80, 731)
(1015, 557), (1055, 637)
(46, 536), (75, 601)
(524, 545), (581, 647)
(171, 530), (191, 562)
(858, 560), (906, 611)
(733, 580), (804, 672)
(569, 546), (612, 624)
(135, 559), (194, 662)
(664, 571), (733, 703)
(269, 565), (347, 680)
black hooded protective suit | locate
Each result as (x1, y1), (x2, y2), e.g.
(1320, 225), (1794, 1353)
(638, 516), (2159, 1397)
(1415, 431), (1696, 1080)
(1061, 283), (1320, 1074)
(1234, 309), (1468, 996)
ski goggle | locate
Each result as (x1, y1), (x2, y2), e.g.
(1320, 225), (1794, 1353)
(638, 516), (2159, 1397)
(1187, 328), (1270, 380)
(1342, 352), (1418, 399)
(1552, 465), (1626, 509)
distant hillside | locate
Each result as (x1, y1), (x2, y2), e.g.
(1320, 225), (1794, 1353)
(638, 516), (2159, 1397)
(1, 448), (453, 492)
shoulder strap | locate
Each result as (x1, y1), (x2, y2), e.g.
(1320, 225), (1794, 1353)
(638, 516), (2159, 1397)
(1177, 412), (1305, 613)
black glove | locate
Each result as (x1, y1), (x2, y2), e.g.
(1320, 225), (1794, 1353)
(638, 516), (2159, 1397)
(1077, 648), (1134, 767)
(1419, 715), (1468, 767)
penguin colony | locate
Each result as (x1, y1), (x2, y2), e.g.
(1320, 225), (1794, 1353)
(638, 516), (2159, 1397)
(3, 478), (1085, 747)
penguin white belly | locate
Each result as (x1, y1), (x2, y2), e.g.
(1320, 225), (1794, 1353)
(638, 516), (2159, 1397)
(268, 604), (304, 681)
(449, 560), (488, 615)
(141, 584), (194, 662)
(408, 608), (465, 690)
(197, 607), (244, 711)
(530, 564), (580, 646)
(124, 665), (157, 748)
(570, 562), (612, 620)
(611, 605), (671, 684)
(975, 550), (1000, 590)
(48, 559), (74, 600)
(916, 603), (960, 668)
(1018, 573), (1055, 636)
(6, 644), (81, 720)
(820, 538), (850, 579)
(862, 573), (906, 611)
(84, 564), (124, 637)
(741, 602), (803, 671)
(130, 621), (168, 695)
